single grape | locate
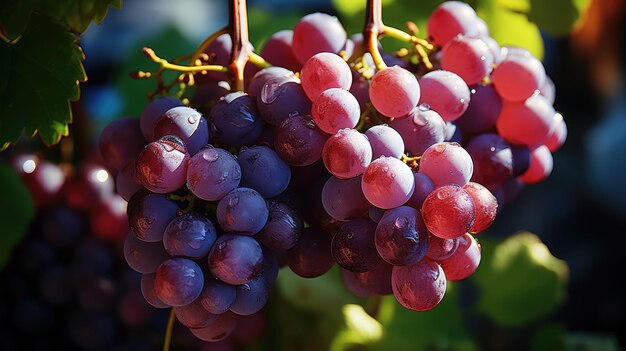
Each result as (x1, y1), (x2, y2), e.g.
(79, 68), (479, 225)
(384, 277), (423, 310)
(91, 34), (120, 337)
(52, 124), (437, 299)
(418, 70), (471, 121)
(375, 206), (429, 266)
(322, 128), (372, 179)
(361, 157), (415, 209)
(418, 142), (474, 188)
(425, 234), (459, 261)
(312, 88), (361, 134)
(256, 201), (303, 251)
(466, 134), (514, 188)
(140, 273), (169, 308)
(392, 259), (447, 311)
(123, 231), (170, 273)
(217, 188), (269, 235)
(422, 184), (475, 239)
(321, 175), (370, 221)
(174, 297), (218, 329)
(229, 275), (269, 316)
(154, 258), (204, 306)
(441, 36), (494, 86)
(519, 145), (553, 184)
(260, 30), (302, 72)
(426, 1), (479, 47)
(163, 213), (217, 258)
(153, 106), (209, 156)
(545, 112), (567, 152)
(187, 146), (241, 201)
(98, 117), (146, 171)
(275, 114), (329, 167)
(369, 66), (420, 118)
(135, 136), (189, 194)
(331, 219), (380, 272)
(127, 191), (180, 242)
(439, 233), (481, 280)
(463, 182), (498, 233)
(292, 13), (347, 64)
(115, 161), (142, 201)
(300, 52), (352, 100)
(491, 49), (547, 101)
(139, 97), (184, 141)
(198, 277), (238, 314)
(455, 84), (503, 134)
(496, 95), (555, 147)
(256, 75), (312, 126)
(208, 234), (263, 285)
(389, 105), (447, 156)
(287, 227), (334, 278)
(247, 66), (295, 98)
(404, 172), (435, 210)
(209, 91), (265, 147)
(238, 145), (291, 198)
(364, 125), (405, 160)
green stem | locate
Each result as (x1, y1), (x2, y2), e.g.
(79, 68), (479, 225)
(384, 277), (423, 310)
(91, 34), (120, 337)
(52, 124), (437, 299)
(163, 308), (176, 351)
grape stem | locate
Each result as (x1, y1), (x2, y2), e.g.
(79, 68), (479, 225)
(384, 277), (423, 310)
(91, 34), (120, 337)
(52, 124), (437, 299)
(229, 0), (251, 91)
(362, 0), (435, 71)
(163, 308), (176, 351)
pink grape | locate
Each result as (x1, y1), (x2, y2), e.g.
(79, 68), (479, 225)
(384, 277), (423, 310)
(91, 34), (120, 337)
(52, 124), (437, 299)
(392, 259), (446, 311)
(364, 125), (405, 160)
(439, 233), (481, 281)
(496, 95), (555, 147)
(260, 30), (302, 72)
(389, 105), (446, 156)
(321, 175), (370, 221)
(292, 12), (347, 64)
(322, 128), (372, 179)
(361, 156), (415, 209)
(369, 66), (420, 118)
(300, 52), (352, 100)
(312, 88), (361, 134)
(519, 145), (553, 184)
(426, 234), (460, 261)
(418, 142), (473, 187)
(135, 136), (189, 194)
(441, 36), (494, 86)
(426, 1), (479, 47)
(463, 182), (498, 233)
(545, 113), (567, 152)
(491, 49), (546, 101)
(418, 70), (471, 122)
(421, 184), (475, 239)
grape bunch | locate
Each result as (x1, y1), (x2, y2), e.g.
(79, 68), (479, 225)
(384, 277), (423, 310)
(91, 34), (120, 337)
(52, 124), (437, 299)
(98, 0), (567, 341)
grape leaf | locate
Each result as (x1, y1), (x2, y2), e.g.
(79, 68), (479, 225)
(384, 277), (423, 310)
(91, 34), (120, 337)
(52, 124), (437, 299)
(471, 232), (569, 326)
(0, 14), (86, 149)
(0, 162), (35, 270)
(0, 0), (122, 40)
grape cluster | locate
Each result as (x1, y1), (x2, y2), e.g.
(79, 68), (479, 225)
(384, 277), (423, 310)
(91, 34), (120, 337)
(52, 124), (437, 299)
(99, 0), (566, 339)
(0, 153), (160, 350)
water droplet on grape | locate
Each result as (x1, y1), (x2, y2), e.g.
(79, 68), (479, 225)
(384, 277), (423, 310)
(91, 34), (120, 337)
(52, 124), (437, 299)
(395, 216), (409, 229)
(434, 144), (446, 153)
(229, 196), (239, 207)
(188, 114), (198, 124)
(202, 151), (219, 162)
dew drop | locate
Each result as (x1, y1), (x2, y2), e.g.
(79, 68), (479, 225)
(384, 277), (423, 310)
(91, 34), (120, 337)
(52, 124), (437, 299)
(202, 151), (219, 162)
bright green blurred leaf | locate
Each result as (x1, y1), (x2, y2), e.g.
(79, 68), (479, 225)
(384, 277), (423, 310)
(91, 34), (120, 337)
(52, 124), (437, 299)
(565, 333), (621, 351)
(276, 266), (364, 316)
(0, 163), (35, 269)
(0, 14), (86, 148)
(330, 304), (383, 351)
(472, 232), (569, 326)
(369, 286), (477, 351)
(527, 0), (580, 37)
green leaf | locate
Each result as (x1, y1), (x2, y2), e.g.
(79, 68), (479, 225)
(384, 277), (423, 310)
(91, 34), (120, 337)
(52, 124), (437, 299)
(0, 162), (35, 269)
(330, 304), (383, 351)
(276, 266), (364, 316)
(527, 0), (580, 36)
(0, 14), (86, 148)
(472, 232), (569, 326)
(358, 286), (477, 351)
(0, 0), (122, 40)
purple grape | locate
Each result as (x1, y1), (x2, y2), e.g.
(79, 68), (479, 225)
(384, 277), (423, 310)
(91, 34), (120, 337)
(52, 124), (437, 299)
(292, 13), (347, 64)
(153, 106), (209, 156)
(187, 147), (241, 201)
(364, 125), (405, 160)
(455, 84), (503, 134)
(331, 219), (380, 272)
(260, 30), (302, 72)
(466, 134), (514, 188)
(404, 172), (435, 210)
(154, 258), (204, 306)
(238, 146), (291, 198)
(139, 97), (184, 141)
(229, 275), (269, 316)
(98, 117), (146, 171)
(247, 66), (295, 98)
(135, 136), (189, 194)
(199, 277), (237, 314)
(189, 311), (239, 342)
(389, 105), (447, 156)
(140, 273), (168, 308)
(275, 114), (329, 166)
(208, 234), (263, 285)
(321, 175), (370, 221)
(256, 201), (303, 251)
(375, 206), (429, 266)
(174, 297), (218, 328)
(256, 75), (312, 126)
(115, 161), (142, 201)
(123, 232), (170, 273)
(163, 213), (217, 258)
(209, 92), (265, 147)
(392, 259), (446, 311)
(217, 188), (269, 235)
(287, 227), (334, 278)
(127, 191), (180, 242)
